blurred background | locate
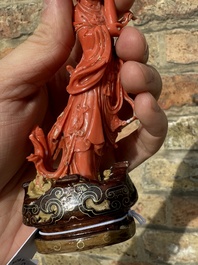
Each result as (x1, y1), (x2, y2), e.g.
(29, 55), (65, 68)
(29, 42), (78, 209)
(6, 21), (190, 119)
(0, 1), (197, 264)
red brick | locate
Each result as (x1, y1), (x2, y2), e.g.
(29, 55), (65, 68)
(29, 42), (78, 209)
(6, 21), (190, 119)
(166, 32), (198, 64)
(133, 194), (167, 226)
(170, 195), (198, 228)
(159, 74), (197, 109)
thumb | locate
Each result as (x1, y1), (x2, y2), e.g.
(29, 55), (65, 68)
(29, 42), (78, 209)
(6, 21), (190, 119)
(0, 0), (74, 96)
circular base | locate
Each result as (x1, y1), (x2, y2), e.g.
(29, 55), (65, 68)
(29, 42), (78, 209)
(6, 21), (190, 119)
(35, 218), (136, 254)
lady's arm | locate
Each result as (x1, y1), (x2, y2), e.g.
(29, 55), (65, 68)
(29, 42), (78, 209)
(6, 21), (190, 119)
(104, 0), (117, 25)
(104, 0), (133, 36)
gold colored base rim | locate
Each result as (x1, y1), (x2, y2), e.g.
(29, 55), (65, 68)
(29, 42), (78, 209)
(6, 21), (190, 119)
(35, 220), (136, 254)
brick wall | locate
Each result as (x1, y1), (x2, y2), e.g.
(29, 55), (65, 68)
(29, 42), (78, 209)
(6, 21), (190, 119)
(1, 1), (197, 265)
(130, 1), (198, 264)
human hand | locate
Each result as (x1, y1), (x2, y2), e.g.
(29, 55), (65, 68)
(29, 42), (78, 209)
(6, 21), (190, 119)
(0, 0), (167, 264)
(0, 1), (75, 263)
(115, 24), (168, 171)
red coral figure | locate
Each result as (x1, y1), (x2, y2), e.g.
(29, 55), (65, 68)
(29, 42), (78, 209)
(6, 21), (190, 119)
(28, 0), (136, 181)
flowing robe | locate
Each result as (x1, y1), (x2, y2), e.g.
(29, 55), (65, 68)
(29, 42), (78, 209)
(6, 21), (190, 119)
(28, 2), (134, 180)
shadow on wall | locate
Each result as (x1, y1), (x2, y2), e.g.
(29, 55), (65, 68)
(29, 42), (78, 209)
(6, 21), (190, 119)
(119, 142), (198, 265)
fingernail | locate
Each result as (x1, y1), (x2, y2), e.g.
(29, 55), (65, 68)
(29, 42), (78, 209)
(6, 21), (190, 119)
(147, 92), (161, 113)
(143, 43), (149, 63)
(139, 64), (155, 84)
(152, 100), (161, 112)
(138, 31), (149, 62)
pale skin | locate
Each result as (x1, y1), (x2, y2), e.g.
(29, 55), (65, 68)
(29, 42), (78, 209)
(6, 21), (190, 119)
(0, 0), (167, 264)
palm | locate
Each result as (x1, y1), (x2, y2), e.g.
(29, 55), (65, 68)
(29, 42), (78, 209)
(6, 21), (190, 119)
(0, 64), (76, 263)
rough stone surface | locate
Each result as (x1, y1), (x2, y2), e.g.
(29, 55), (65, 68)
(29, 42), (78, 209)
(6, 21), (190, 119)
(0, 2), (42, 39)
(164, 115), (198, 150)
(143, 230), (198, 264)
(142, 153), (198, 192)
(133, 0), (198, 30)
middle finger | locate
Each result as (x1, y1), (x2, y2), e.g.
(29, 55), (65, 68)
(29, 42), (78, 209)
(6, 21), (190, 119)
(121, 62), (162, 100)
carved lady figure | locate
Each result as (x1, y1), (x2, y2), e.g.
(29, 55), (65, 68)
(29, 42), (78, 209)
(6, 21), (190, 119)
(28, 0), (135, 181)
(22, 1), (140, 254)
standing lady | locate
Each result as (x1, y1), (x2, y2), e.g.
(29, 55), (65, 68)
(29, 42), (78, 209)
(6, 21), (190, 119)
(28, 0), (135, 180)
